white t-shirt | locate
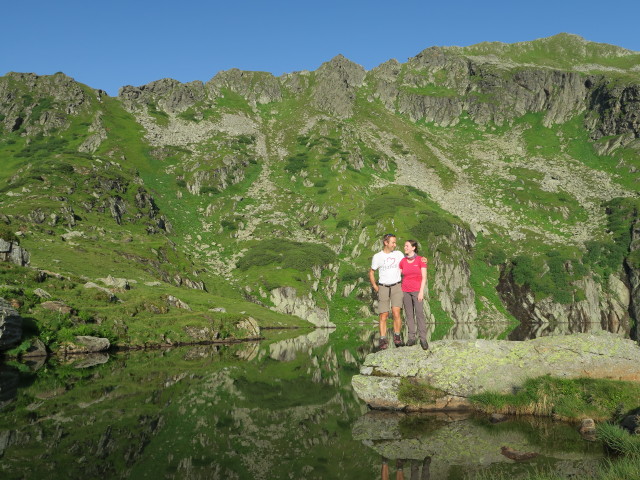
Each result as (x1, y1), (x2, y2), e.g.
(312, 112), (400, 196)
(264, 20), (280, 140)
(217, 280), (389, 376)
(371, 250), (404, 285)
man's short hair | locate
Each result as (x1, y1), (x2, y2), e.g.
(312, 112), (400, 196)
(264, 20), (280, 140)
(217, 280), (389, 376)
(382, 233), (395, 242)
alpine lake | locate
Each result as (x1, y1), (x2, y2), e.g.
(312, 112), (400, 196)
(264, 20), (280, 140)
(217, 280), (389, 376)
(0, 320), (631, 480)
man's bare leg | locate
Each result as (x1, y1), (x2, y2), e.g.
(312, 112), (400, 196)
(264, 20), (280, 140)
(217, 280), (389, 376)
(391, 306), (402, 335)
(379, 311), (389, 337)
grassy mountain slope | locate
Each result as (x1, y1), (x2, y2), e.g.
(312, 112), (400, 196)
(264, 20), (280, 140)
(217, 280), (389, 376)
(1, 34), (640, 352)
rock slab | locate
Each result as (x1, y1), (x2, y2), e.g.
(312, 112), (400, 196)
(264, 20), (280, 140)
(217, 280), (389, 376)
(352, 332), (640, 410)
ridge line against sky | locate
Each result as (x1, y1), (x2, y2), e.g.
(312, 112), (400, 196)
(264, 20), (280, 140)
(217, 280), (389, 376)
(2, 0), (640, 96)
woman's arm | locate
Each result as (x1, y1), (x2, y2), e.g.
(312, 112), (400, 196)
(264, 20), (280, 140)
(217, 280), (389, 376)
(418, 263), (427, 302)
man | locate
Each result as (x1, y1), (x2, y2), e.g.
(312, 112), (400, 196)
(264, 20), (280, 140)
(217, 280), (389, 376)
(369, 233), (405, 350)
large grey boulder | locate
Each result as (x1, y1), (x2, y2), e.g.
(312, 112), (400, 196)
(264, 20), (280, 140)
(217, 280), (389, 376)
(0, 239), (30, 267)
(97, 275), (130, 290)
(60, 336), (110, 355)
(352, 331), (640, 411)
(0, 298), (22, 351)
(84, 282), (117, 302)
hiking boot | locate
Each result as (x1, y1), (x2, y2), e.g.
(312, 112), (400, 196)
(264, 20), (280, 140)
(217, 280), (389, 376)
(420, 339), (429, 350)
(378, 337), (389, 351)
(406, 338), (416, 347)
(393, 333), (404, 347)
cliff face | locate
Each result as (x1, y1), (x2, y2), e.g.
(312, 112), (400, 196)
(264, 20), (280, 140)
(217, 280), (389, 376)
(1, 34), (639, 338)
(498, 270), (630, 333)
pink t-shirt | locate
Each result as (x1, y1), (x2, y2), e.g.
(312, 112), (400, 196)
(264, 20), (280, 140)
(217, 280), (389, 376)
(399, 256), (427, 292)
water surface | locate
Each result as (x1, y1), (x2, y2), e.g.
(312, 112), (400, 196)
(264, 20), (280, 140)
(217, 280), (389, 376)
(0, 323), (614, 479)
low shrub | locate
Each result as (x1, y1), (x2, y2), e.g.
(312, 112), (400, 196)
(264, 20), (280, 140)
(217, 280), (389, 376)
(237, 239), (336, 272)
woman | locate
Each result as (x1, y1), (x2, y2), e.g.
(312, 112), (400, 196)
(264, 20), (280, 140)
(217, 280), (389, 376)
(399, 240), (429, 350)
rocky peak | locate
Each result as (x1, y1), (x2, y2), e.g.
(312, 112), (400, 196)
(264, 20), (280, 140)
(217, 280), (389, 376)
(316, 54), (366, 87)
(119, 78), (206, 113)
(312, 55), (366, 118)
(207, 69), (282, 106)
(410, 46), (458, 69)
(0, 72), (95, 135)
(370, 59), (401, 79)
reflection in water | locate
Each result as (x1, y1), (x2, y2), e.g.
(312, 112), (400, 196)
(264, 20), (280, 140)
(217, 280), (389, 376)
(62, 352), (110, 368)
(509, 318), (632, 341)
(353, 410), (603, 479)
(0, 327), (375, 479)
(381, 456), (432, 480)
(268, 328), (332, 361)
(0, 324), (614, 479)
(0, 364), (19, 410)
(381, 456), (431, 480)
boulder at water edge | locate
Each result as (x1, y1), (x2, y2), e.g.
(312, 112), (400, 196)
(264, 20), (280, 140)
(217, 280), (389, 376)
(352, 331), (640, 411)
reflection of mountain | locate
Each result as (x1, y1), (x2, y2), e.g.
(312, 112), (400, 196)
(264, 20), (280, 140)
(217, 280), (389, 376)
(268, 328), (332, 361)
(0, 326), (380, 479)
(509, 318), (631, 341)
(353, 411), (603, 478)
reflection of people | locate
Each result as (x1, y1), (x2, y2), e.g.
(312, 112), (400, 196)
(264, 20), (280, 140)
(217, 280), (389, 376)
(399, 240), (429, 350)
(381, 456), (431, 480)
(370, 233), (405, 350)
(381, 457), (405, 480)
(410, 457), (431, 480)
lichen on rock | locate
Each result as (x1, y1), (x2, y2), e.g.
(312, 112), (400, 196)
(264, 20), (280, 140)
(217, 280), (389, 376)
(352, 331), (640, 411)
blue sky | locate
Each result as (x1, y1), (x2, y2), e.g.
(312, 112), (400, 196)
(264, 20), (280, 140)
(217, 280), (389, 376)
(3, 0), (639, 96)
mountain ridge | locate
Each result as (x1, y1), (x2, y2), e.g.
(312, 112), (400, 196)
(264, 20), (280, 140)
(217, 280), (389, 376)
(1, 33), (639, 353)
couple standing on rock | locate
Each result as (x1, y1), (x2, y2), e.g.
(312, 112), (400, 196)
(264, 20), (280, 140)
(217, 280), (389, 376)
(369, 233), (429, 351)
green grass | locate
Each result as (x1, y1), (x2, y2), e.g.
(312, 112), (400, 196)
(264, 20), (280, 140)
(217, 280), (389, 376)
(597, 423), (640, 456)
(508, 247), (586, 304)
(469, 234), (517, 322)
(236, 239), (336, 273)
(216, 88), (254, 114)
(468, 456), (640, 480)
(459, 33), (640, 73)
(401, 84), (458, 97)
(469, 376), (640, 421)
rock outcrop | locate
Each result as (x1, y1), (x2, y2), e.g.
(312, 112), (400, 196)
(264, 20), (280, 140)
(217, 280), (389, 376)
(119, 78), (206, 113)
(312, 55), (366, 118)
(270, 286), (335, 327)
(207, 69), (282, 106)
(352, 331), (640, 411)
(0, 72), (96, 136)
(498, 270), (631, 330)
(432, 225), (477, 323)
(0, 239), (30, 266)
